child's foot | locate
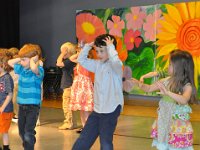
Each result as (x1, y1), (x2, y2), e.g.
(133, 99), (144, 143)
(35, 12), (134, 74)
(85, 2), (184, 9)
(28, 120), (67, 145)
(58, 124), (77, 130)
(76, 128), (83, 134)
(36, 119), (40, 126)
(12, 117), (18, 123)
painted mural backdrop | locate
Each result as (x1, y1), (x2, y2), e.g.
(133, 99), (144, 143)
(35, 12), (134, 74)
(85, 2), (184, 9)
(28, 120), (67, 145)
(76, 1), (200, 98)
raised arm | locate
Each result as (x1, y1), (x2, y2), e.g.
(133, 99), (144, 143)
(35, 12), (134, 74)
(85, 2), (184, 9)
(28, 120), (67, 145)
(56, 52), (66, 67)
(140, 71), (158, 82)
(104, 37), (123, 75)
(30, 55), (39, 75)
(8, 58), (21, 68)
(77, 43), (97, 73)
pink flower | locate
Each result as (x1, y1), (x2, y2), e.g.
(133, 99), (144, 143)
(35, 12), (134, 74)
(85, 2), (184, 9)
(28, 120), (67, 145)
(125, 7), (146, 30)
(143, 9), (163, 41)
(124, 29), (142, 50)
(107, 15), (125, 37)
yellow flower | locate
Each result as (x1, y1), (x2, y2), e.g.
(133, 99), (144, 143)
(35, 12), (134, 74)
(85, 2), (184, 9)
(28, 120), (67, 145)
(156, 2), (200, 87)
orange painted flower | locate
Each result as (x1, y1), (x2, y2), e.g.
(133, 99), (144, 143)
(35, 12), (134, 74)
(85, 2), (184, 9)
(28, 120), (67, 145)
(116, 37), (128, 62)
(76, 13), (106, 43)
(156, 2), (200, 87)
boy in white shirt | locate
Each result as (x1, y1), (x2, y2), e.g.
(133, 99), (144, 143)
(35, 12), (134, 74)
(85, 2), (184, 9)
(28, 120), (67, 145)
(72, 34), (123, 150)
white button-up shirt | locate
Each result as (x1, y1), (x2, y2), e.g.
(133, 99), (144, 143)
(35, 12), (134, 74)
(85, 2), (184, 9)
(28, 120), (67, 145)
(78, 44), (124, 113)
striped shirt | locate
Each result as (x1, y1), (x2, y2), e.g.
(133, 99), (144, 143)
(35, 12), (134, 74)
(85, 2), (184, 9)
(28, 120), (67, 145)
(14, 64), (44, 105)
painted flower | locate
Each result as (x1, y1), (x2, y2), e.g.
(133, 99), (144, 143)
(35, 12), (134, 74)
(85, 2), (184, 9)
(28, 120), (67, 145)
(156, 2), (200, 87)
(115, 37), (128, 61)
(76, 13), (106, 43)
(143, 9), (163, 41)
(107, 15), (125, 37)
(125, 7), (146, 30)
(124, 29), (142, 50)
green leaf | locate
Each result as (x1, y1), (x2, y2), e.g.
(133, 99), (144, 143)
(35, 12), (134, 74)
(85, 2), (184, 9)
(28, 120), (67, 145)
(125, 47), (155, 84)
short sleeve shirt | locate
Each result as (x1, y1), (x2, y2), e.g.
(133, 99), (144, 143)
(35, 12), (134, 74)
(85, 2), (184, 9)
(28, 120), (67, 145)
(0, 73), (14, 112)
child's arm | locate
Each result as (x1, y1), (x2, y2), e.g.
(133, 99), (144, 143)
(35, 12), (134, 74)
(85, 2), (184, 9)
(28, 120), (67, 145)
(104, 37), (123, 75)
(0, 93), (12, 114)
(140, 71), (158, 82)
(156, 81), (192, 104)
(56, 52), (67, 67)
(77, 43), (97, 73)
(69, 53), (79, 63)
(8, 58), (21, 68)
(30, 55), (39, 75)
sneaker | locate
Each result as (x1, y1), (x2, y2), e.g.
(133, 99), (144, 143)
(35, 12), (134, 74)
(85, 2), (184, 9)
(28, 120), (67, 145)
(36, 119), (40, 126)
(76, 128), (83, 134)
(12, 117), (18, 123)
(58, 124), (72, 130)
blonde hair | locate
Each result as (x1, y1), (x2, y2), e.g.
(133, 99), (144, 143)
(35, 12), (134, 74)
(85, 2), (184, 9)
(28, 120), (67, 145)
(60, 42), (76, 56)
(18, 44), (40, 58)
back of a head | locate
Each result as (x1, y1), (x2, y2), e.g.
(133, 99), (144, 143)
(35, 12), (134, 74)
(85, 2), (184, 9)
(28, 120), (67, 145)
(60, 42), (76, 55)
(94, 34), (117, 48)
(18, 44), (39, 58)
(0, 56), (12, 72)
(169, 49), (197, 103)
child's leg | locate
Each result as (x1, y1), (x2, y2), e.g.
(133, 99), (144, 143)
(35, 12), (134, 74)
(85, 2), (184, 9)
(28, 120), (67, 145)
(99, 105), (121, 150)
(59, 88), (75, 129)
(72, 111), (99, 150)
(2, 133), (9, 145)
(18, 105), (40, 150)
(2, 133), (10, 150)
(80, 111), (91, 127)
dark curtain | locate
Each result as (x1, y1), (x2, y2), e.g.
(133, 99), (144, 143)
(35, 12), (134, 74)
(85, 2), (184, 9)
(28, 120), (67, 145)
(0, 0), (19, 48)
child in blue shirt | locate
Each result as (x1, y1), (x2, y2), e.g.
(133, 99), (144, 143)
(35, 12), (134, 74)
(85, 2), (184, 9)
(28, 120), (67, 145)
(8, 44), (44, 150)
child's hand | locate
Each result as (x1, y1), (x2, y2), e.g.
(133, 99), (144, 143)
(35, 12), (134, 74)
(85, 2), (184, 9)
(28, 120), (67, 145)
(103, 36), (114, 46)
(31, 55), (39, 63)
(156, 81), (168, 95)
(88, 42), (94, 47)
(139, 76), (144, 83)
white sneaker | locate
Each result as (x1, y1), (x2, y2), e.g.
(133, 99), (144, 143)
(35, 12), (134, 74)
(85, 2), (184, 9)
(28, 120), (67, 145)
(12, 118), (18, 123)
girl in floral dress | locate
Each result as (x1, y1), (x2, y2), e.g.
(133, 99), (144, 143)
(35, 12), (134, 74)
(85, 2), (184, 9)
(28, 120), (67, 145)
(69, 46), (94, 133)
(131, 50), (197, 150)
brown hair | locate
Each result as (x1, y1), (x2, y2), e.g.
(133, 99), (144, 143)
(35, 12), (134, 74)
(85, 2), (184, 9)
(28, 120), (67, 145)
(0, 56), (12, 72)
(168, 50), (197, 104)
(18, 44), (40, 58)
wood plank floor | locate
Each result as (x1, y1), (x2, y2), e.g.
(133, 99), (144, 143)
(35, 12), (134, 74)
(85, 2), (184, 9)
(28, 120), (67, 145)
(42, 97), (200, 121)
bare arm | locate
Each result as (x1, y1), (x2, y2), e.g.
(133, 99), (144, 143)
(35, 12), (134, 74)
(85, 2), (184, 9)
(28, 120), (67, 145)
(8, 58), (21, 68)
(30, 55), (39, 75)
(0, 93), (12, 114)
(156, 81), (192, 105)
(69, 53), (79, 63)
(140, 72), (158, 82)
(56, 52), (66, 67)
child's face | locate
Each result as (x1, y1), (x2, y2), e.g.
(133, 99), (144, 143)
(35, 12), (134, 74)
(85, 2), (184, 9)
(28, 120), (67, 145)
(20, 57), (30, 68)
(168, 61), (173, 76)
(95, 46), (108, 62)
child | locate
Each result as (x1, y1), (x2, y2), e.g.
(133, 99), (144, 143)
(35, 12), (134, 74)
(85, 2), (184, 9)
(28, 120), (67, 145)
(56, 42), (77, 130)
(8, 44), (44, 150)
(69, 45), (94, 133)
(0, 56), (14, 150)
(6, 48), (19, 123)
(72, 34), (123, 150)
(133, 50), (196, 150)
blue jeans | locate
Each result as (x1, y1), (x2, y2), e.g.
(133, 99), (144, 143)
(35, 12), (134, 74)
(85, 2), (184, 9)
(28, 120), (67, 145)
(18, 105), (40, 150)
(72, 105), (121, 150)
